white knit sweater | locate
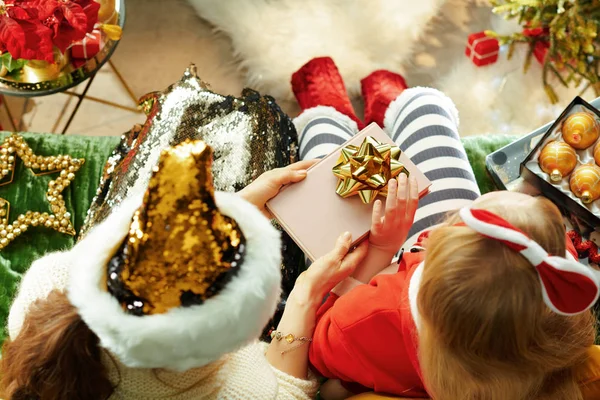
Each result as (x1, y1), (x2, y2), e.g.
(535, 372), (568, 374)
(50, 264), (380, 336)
(7, 253), (319, 400)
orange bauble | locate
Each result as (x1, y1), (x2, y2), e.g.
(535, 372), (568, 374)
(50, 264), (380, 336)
(570, 164), (600, 204)
(562, 112), (600, 150)
(595, 141), (600, 166)
(538, 141), (578, 182)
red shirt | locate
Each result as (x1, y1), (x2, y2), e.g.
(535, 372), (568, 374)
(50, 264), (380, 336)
(309, 250), (428, 397)
(309, 232), (579, 397)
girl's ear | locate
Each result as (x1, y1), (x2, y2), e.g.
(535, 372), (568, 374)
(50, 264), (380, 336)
(0, 290), (114, 400)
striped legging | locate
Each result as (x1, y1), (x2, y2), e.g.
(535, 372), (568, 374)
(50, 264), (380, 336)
(295, 88), (481, 251)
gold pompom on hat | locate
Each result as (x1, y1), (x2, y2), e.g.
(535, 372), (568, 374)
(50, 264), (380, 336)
(67, 140), (282, 371)
(106, 140), (246, 316)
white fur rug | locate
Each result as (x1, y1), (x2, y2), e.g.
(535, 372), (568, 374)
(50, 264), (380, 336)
(188, 0), (593, 136)
(187, 0), (446, 100)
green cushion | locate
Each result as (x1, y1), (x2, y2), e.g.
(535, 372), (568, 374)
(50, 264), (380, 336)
(0, 133), (513, 344)
(462, 135), (519, 194)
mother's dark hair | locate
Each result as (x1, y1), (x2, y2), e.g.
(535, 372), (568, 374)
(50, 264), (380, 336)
(1, 290), (114, 400)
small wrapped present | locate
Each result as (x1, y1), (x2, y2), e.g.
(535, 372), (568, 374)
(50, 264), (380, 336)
(267, 124), (431, 261)
(71, 30), (102, 60)
(71, 59), (86, 69)
(465, 32), (499, 67)
(534, 41), (550, 64)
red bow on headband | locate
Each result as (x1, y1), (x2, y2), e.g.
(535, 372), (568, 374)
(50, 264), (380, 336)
(459, 207), (600, 316)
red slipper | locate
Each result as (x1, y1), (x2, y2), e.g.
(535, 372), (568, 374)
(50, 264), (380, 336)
(292, 57), (363, 128)
(361, 70), (408, 127)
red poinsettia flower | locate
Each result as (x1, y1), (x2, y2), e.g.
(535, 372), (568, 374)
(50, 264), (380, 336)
(0, 0), (54, 62)
(28, 0), (99, 53)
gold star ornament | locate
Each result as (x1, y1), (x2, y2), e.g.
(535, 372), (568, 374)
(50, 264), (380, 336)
(0, 134), (85, 250)
(332, 136), (408, 204)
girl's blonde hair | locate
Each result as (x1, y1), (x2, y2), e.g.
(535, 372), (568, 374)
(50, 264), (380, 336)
(418, 195), (595, 400)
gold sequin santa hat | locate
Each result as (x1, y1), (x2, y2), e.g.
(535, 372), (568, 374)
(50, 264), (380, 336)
(67, 140), (282, 371)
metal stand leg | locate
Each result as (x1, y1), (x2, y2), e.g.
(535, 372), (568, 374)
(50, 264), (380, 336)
(1, 60), (139, 134)
(61, 73), (97, 135)
(51, 93), (76, 133)
(109, 59), (139, 105)
(1, 95), (17, 131)
(17, 98), (30, 132)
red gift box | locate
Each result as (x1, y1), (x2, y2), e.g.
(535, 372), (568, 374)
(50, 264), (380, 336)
(72, 59), (87, 69)
(534, 41), (550, 64)
(523, 26), (549, 38)
(465, 32), (499, 67)
(71, 30), (102, 60)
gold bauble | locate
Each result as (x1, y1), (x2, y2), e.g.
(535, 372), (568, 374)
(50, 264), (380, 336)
(562, 112), (600, 150)
(570, 164), (600, 204)
(22, 48), (69, 83)
(538, 141), (578, 182)
(100, 24), (123, 41)
(594, 141), (600, 166)
(97, 0), (117, 24)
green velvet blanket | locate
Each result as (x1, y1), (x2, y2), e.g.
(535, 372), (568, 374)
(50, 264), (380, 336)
(0, 132), (120, 343)
(0, 132), (516, 344)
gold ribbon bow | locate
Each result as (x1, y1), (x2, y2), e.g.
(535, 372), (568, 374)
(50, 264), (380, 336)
(332, 136), (408, 204)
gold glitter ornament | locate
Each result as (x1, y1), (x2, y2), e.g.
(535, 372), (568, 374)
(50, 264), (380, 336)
(594, 141), (600, 166)
(0, 134), (84, 250)
(570, 164), (600, 204)
(106, 140), (246, 316)
(538, 141), (578, 182)
(561, 112), (600, 150)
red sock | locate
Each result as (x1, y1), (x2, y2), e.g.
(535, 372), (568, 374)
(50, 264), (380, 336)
(361, 70), (408, 127)
(292, 57), (363, 128)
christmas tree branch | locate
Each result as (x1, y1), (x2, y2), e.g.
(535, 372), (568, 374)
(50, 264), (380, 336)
(490, 0), (600, 102)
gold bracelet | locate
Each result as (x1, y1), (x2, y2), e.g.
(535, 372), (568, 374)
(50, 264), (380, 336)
(270, 331), (313, 355)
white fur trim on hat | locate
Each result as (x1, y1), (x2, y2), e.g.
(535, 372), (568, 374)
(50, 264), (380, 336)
(68, 192), (282, 371)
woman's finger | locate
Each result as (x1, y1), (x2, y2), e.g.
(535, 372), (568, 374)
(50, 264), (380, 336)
(287, 159), (319, 171)
(262, 166), (308, 189)
(339, 240), (369, 273)
(327, 231), (353, 264)
(371, 200), (384, 232)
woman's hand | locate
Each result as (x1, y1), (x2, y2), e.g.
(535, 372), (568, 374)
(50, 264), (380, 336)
(292, 233), (369, 306)
(266, 233), (368, 379)
(369, 173), (419, 255)
(238, 159), (318, 218)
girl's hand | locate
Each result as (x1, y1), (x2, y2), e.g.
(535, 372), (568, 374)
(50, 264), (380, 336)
(369, 173), (419, 255)
(292, 232), (369, 306)
(238, 159), (318, 218)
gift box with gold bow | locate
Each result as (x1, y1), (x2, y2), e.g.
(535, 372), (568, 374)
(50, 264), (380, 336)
(267, 123), (431, 261)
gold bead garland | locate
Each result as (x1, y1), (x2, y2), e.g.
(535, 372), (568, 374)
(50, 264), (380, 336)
(0, 134), (84, 250)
